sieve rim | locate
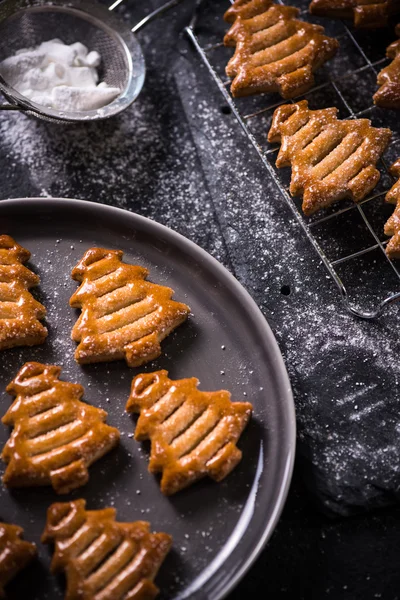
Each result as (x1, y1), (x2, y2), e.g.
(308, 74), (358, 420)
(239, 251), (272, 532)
(0, 0), (146, 122)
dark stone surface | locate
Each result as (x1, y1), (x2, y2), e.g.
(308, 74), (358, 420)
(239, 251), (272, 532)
(2, 0), (400, 597)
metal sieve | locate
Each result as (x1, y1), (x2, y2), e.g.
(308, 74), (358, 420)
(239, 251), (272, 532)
(0, 0), (183, 122)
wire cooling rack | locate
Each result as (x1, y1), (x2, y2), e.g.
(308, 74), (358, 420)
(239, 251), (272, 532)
(185, 0), (400, 319)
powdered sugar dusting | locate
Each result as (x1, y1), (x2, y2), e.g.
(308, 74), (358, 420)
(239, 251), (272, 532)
(172, 22), (400, 515)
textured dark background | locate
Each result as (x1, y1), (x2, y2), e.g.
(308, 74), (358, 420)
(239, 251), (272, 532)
(1, 0), (400, 598)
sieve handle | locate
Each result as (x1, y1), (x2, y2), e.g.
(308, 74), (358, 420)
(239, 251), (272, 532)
(109, 0), (186, 33)
(0, 84), (27, 112)
(0, 104), (26, 111)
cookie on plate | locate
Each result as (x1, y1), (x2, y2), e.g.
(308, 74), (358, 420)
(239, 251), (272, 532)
(0, 235), (47, 350)
(1, 362), (120, 494)
(70, 248), (190, 367)
(42, 499), (172, 600)
(126, 370), (253, 495)
(0, 522), (36, 597)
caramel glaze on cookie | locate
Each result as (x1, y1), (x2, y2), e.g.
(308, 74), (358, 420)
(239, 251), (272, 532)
(0, 522), (36, 597)
(0, 235), (47, 350)
(224, 0), (339, 98)
(42, 499), (172, 600)
(374, 24), (400, 110)
(70, 248), (190, 367)
(384, 158), (400, 259)
(1, 362), (120, 494)
(309, 0), (400, 28)
(126, 370), (252, 495)
(268, 100), (391, 215)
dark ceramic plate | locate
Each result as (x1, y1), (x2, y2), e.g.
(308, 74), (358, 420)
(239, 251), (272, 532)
(0, 198), (295, 600)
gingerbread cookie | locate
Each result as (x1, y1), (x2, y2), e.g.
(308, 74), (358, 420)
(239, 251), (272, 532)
(2, 362), (120, 494)
(42, 499), (172, 600)
(126, 370), (252, 495)
(224, 0), (339, 98)
(70, 248), (190, 367)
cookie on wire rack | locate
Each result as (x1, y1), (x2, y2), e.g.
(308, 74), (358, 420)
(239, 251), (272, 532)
(223, 0), (339, 98)
(374, 24), (400, 109)
(383, 158), (400, 258)
(126, 369), (253, 495)
(268, 100), (391, 215)
(309, 0), (400, 28)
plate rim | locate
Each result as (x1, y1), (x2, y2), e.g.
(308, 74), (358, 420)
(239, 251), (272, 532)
(0, 196), (296, 599)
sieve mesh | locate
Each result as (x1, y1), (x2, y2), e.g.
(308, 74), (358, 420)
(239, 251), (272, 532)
(0, 8), (129, 89)
(186, 0), (400, 319)
(0, 0), (146, 121)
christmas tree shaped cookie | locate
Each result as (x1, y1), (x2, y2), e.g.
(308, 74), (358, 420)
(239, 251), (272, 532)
(309, 0), (400, 28)
(224, 0), (339, 98)
(126, 370), (253, 495)
(383, 158), (400, 259)
(70, 247), (190, 367)
(268, 100), (391, 215)
(374, 25), (400, 110)
(42, 499), (172, 600)
(0, 235), (47, 350)
(0, 522), (36, 596)
(1, 362), (120, 494)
